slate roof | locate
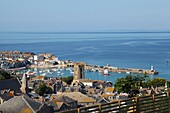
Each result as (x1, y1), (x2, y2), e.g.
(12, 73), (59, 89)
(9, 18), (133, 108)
(61, 92), (96, 103)
(0, 90), (14, 102)
(0, 95), (42, 113)
(49, 101), (68, 111)
(49, 95), (77, 111)
(0, 78), (21, 95)
(96, 97), (110, 104)
(0, 94), (13, 102)
(51, 95), (77, 103)
(54, 102), (65, 110)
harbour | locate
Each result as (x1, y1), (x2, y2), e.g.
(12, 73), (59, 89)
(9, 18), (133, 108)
(84, 64), (158, 75)
(1, 1), (170, 113)
(0, 32), (170, 81)
(28, 61), (159, 75)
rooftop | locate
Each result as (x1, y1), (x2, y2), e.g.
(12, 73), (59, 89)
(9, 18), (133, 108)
(61, 92), (96, 103)
(0, 78), (21, 95)
(0, 95), (42, 113)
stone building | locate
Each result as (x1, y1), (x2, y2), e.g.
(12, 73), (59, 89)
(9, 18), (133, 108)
(74, 62), (85, 80)
(72, 62), (85, 85)
(20, 74), (29, 94)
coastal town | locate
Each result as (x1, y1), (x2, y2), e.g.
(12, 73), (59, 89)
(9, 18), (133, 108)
(1, 0), (170, 112)
(0, 50), (169, 113)
(0, 50), (158, 75)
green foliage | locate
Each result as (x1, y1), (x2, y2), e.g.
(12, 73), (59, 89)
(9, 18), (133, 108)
(61, 76), (73, 85)
(146, 78), (166, 87)
(0, 70), (12, 80)
(114, 74), (149, 95)
(36, 83), (52, 96)
(114, 74), (167, 97)
(166, 80), (170, 88)
(167, 88), (170, 92)
(0, 74), (5, 80)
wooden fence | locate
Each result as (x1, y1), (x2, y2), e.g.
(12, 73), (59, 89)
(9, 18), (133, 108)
(59, 93), (170, 113)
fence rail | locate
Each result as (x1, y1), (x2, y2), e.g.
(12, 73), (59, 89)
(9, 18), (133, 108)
(59, 92), (170, 113)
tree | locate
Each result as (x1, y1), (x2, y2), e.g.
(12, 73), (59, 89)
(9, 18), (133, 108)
(114, 74), (167, 97)
(146, 78), (166, 87)
(0, 70), (12, 80)
(36, 83), (52, 96)
(0, 74), (5, 80)
(167, 80), (170, 88)
(114, 74), (149, 96)
(61, 76), (73, 85)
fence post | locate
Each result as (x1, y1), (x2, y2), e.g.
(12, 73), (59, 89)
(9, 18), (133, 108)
(167, 91), (169, 97)
(135, 97), (139, 113)
(118, 100), (121, 112)
(167, 91), (170, 111)
(77, 108), (80, 113)
(152, 94), (155, 113)
(99, 104), (101, 113)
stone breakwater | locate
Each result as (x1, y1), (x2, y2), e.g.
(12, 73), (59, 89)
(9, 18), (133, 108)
(65, 62), (158, 75)
(85, 65), (159, 75)
(30, 61), (158, 75)
(7, 62), (158, 75)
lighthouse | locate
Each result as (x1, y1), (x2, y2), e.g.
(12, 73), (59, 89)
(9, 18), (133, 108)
(151, 65), (154, 71)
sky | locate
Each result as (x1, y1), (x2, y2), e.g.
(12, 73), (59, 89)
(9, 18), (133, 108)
(0, 0), (170, 32)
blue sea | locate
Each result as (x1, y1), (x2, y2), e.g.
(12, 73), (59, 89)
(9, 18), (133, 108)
(0, 32), (170, 83)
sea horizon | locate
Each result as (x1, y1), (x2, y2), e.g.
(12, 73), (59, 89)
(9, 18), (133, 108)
(1, 30), (170, 34)
(0, 31), (170, 82)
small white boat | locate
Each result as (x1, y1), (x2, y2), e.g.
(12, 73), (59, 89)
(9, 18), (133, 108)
(104, 69), (110, 76)
(41, 73), (46, 76)
(57, 71), (61, 74)
(126, 71), (131, 74)
(91, 68), (96, 72)
(39, 70), (43, 73)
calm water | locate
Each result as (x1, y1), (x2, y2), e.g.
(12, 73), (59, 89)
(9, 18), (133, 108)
(0, 32), (170, 83)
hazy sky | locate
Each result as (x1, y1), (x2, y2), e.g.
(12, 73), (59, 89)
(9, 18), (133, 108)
(0, 0), (170, 32)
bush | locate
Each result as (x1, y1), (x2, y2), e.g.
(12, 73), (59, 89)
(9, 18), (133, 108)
(36, 83), (52, 96)
(114, 74), (148, 94)
(146, 78), (166, 87)
(114, 74), (166, 96)
(61, 76), (73, 85)
(0, 70), (12, 80)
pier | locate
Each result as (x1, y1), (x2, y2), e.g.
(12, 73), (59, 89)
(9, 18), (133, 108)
(56, 61), (159, 75)
(66, 62), (159, 75)
(85, 64), (159, 75)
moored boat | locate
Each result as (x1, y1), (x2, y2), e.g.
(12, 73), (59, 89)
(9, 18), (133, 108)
(104, 69), (110, 76)
(126, 71), (131, 74)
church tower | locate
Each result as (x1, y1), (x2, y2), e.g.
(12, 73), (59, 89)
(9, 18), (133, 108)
(74, 62), (85, 80)
(72, 62), (85, 86)
(20, 74), (28, 94)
